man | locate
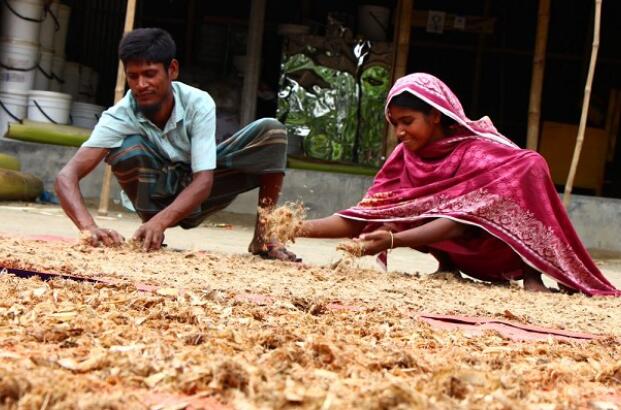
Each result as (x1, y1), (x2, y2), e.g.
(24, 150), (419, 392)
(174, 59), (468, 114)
(56, 28), (297, 260)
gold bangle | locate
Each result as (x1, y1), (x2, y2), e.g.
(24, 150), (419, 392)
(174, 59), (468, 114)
(388, 231), (394, 250)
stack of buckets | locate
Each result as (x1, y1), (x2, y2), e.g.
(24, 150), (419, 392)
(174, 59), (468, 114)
(0, 0), (103, 136)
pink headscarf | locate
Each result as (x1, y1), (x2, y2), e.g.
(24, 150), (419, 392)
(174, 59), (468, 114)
(386, 73), (518, 148)
(337, 73), (620, 296)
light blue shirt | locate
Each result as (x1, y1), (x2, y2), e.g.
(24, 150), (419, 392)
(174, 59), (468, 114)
(83, 81), (216, 172)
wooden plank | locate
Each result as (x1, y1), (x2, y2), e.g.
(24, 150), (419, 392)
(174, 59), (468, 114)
(386, 0), (413, 156)
(526, 0), (550, 151)
(97, 0), (137, 216)
(239, 0), (266, 126)
(539, 121), (607, 194)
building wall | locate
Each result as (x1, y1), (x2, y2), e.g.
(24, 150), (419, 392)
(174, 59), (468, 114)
(0, 139), (122, 203)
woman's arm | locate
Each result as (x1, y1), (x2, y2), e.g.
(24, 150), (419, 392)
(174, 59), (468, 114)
(358, 218), (468, 255)
(299, 215), (366, 239)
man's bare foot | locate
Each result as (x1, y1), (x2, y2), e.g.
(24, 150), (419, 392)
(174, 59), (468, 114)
(248, 240), (300, 262)
(523, 270), (550, 293)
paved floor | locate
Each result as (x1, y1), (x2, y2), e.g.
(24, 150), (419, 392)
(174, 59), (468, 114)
(1, 203), (619, 288)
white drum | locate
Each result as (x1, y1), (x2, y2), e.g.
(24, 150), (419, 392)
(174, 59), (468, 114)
(0, 89), (28, 135)
(71, 101), (103, 129)
(52, 4), (70, 57)
(78, 65), (93, 101)
(61, 61), (79, 99)
(0, 0), (44, 44)
(27, 90), (71, 124)
(49, 54), (65, 91)
(39, 1), (59, 52)
(33, 49), (53, 90)
(0, 39), (40, 91)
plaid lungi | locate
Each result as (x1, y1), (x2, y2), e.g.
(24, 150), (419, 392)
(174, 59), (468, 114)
(106, 118), (287, 228)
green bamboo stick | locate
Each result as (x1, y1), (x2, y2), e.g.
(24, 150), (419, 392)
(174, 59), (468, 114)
(0, 169), (43, 201)
(0, 153), (21, 171)
(5, 120), (91, 148)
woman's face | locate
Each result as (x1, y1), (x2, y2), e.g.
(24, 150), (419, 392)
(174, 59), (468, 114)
(388, 105), (444, 152)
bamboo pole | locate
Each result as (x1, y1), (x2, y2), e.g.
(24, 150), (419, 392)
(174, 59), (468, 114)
(526, 0), (550, 151)
(97, 0), (137, 216)
(563, 0), (602, 207)
(386, 0), (413, 156)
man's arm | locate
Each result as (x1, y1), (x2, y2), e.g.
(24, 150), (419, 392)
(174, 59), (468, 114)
(132, 170), (214, 251)
(55, 147), (124, 245)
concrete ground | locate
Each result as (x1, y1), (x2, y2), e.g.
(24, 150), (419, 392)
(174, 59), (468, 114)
(0, 202), (620, 289)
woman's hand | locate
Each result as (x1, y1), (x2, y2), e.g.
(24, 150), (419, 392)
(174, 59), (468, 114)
(357, 229), (393, 256)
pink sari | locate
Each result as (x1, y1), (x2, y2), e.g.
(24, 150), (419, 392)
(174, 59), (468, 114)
(338, 73), (619, 296)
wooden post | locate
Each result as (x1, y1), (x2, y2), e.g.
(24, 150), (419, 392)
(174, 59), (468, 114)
(97, 0), (137, 216)
(471, 0), (492, 115)
(605, 89), (621, 162)
(563, 0), (602, 207)
(184, 0), (196, 65)
(239, 0), (266, 126)
(526, 0), (550, 151)
(386, 0), (413, 156)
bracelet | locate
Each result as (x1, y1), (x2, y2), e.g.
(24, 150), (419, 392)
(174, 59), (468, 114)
(388, 231), (394, 250)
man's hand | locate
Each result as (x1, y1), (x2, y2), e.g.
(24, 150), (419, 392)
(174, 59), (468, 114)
(356, 229), (392, 256)
(83, 226), (125, 247)
(133, 220), (166, 251)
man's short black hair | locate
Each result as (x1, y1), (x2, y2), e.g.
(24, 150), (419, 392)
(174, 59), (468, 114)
(118, 27), (176, 67)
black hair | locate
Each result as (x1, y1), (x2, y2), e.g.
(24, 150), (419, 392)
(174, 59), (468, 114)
(118, 28), (176, 68)
(389, 92), (457, 132)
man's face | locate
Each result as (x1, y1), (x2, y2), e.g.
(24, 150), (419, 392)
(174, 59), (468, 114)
(125, 59), (178, 115)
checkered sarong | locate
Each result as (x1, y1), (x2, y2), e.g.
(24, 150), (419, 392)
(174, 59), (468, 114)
(106, 118), (287, 228)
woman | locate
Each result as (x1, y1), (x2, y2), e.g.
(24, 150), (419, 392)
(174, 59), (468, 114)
(298, 73), (619, 296)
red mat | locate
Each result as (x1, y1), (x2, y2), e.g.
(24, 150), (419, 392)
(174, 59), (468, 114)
(415, 313), (601, 342)
(141, 392), (230, 410)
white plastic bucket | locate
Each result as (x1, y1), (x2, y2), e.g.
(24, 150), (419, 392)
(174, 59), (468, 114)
(358, 5), (390, 41)
(49, 54), (64, 91)
(0, 90), (28, 135)
(27, 90), (71, 124)
(39, 0), (59, 51)
(0, 39), (40, 91)
(61, 61), (79, 99)
(33, 49), (53, 90)
(78, 65), (92, 101)
(52, 4), (70, 57)
(0, 0), (44, 44)
(71, 101), (103, 129)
